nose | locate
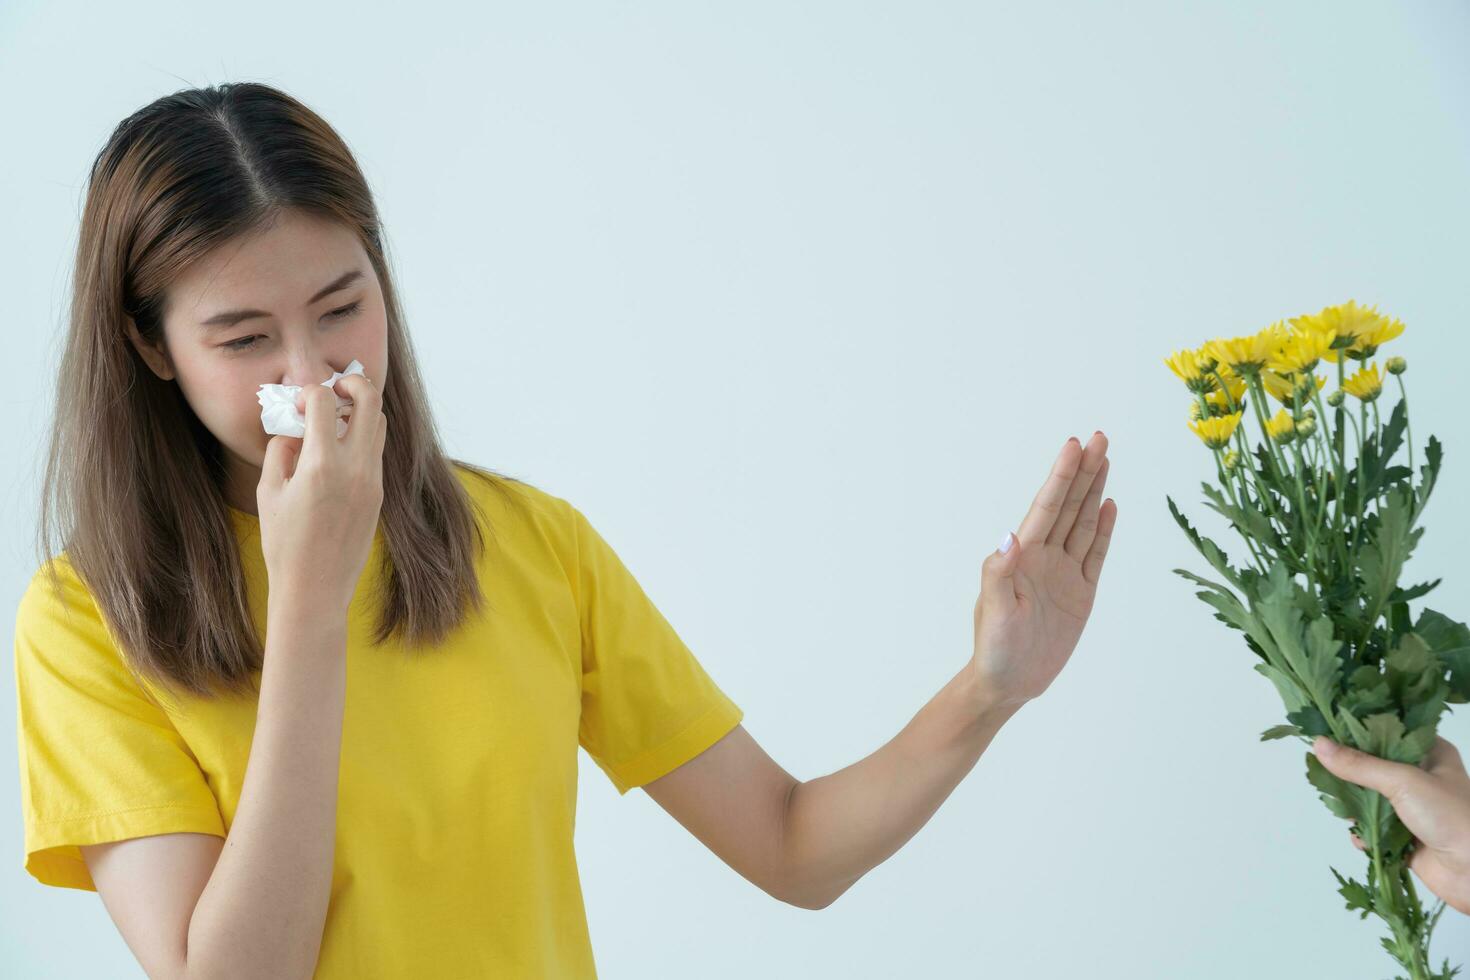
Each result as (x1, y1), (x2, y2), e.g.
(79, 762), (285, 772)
(281, 360), (344, 389)
(282, 357), (350, 412)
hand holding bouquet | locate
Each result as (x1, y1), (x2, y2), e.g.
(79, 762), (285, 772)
(1164, 302), (1468, 980)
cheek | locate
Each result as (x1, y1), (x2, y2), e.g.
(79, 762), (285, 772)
(175, 362), (270, 449)
(337, 318), (389, 389)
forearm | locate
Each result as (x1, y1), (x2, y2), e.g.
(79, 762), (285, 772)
(184, 601), (348, 980)
(780, 665), (1021, 909)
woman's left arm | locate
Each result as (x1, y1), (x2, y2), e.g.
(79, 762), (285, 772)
(644, 433), (1116, 910)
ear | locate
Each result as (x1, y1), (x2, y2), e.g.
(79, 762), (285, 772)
(125, 315), (176, 381)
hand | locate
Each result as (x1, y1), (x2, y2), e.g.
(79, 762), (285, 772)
(969, 432), (1117, 711)
(1313, 735), (1470, 915)
(258, 372), (387, 619)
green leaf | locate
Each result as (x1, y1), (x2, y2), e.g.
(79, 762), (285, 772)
(1259, 724), (1302, 741)
(1331, 867), (1374, 919)
(1386, 632), (1437, 704)
(1337, 706), (1372, 749)
(1346, 675), (1387, 719)
(1258, 563), (1344, 710)
(1355, 712), (1437, 766)
(1360, 399), (1408, 500)
(1340, 671), (1393, 718)
(1255, 662), (1309, 714)
(1399, 724), (1437, 766)
(1176, 570), (1255, 638)
(1286, 706), (1330, 737)
(1416, 434), (1442, 519)
(1356, 485), (1421, 627)
(1167, 495), (1247, 591)
(1416, 608), (1470, 702)
(1361, 712), (1407, 758)
(1382, 812), (1415, 855)
(1306, 751), (1366, 822)
(1388, 579), (1441, 604)
(1199, 482), (1279, 551)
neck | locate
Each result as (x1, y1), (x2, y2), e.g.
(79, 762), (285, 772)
(222, 450), (262, 516)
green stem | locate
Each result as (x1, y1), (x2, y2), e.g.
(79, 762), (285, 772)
(1309, 384), (1348, 571)
(1211, 445), (1268, 573)
(1397, 375), (1414, 475)
(1370, 397), (1386, 514)
(1247, 374), (1301, 556)
(1209, 369), (1290, 549)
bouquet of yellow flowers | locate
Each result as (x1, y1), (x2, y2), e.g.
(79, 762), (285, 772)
(1164, 301), (1467, 980)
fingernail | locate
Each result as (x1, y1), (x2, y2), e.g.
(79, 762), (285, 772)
(998, 531), (1015, 554)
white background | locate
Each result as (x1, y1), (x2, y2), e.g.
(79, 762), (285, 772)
(2, 1), (1468, 976)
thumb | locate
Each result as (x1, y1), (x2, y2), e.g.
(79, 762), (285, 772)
(980, 530), (1021, 613)
(1314, 736), (1419, 800)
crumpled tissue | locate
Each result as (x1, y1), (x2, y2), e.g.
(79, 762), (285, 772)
(256, 359), (366, 438)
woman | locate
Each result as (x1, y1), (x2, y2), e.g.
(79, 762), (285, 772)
(14, 82), (1118, 978)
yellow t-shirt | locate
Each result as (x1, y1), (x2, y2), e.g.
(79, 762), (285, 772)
(14, 465), (743, 978)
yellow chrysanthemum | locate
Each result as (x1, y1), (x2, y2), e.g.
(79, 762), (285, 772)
(1350, 316), (1405, 359)
(1264, 408), (1296, 443)
(1164, 347), (1220, 394)
(1260, 370), (1326, 405)
(1188, 409), (1244, 450)
(1206, 322), (1289, 375)
(1305, 300), (1390, 363)
(1267, 326), (1334, 374)
(1342, 363), (1384, 402)
(1207, 373), (1246, 409)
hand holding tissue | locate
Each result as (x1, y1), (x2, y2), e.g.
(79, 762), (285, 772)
(256, 359), (366, 438)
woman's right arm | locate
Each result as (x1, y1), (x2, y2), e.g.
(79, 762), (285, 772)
(82, 600), (348, 980)
(81, 372), (386, 979)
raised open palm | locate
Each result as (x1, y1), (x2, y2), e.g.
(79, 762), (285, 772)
(969, 432), (1117, 709)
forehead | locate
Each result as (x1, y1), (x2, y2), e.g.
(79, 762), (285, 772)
(169, 212), (368, 313)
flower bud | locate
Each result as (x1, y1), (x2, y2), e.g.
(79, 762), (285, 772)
(1223, 450), (1240, 472)
(1326, 389), (1345, 408)
(1295, 416), (1317, 438)
(1386, 356), (1407, 375)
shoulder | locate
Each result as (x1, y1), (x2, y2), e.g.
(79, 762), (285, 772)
(15, 551), (99, 639)
(446, 459), (587, 562)
(13, 551), (137, 697)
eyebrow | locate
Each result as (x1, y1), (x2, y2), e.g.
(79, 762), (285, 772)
(198, 269), (366, 329)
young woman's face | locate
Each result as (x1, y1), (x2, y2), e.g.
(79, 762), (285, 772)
(129, 210), (390, 508)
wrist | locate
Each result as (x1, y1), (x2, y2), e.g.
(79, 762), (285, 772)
(958, 667), (1027, 726)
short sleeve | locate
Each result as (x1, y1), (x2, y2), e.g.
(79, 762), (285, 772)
(570, 505), (743, 795)
(13, 559), (225, 891)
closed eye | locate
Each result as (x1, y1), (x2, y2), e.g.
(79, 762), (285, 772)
(222, 301), (363, 352)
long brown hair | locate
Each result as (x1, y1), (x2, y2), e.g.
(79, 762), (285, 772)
(35, 81), (530, 702)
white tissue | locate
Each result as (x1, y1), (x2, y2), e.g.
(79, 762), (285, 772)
(256, 359), (366, 438)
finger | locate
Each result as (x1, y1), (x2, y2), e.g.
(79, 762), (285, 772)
(1080, 498), (1117, 585)
(302, 383), (339, 455)
(1048, 432), (1109, 548)
(1313, 737), (1422, 800)
(1064, 454), (1110, 560)
(334, 373), (382, 453)
(260, 433), (300, 486)
(1016, 438), (1083, 547)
